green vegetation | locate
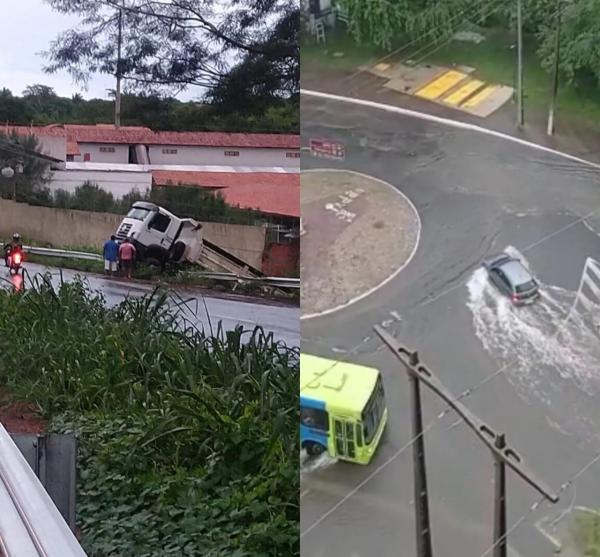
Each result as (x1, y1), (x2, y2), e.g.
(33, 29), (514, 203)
(0, 87), (298, 134)
(571, 510), (600, 555)
(15, 181), (266, 226)
(302, 28), (386, 73)
(0, 276), (299, 556)
(303, 23), (600, 130)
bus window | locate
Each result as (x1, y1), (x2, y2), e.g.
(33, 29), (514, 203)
(363, 376), (386, 444)
(356, 423), (363, 447)
(345, 422), (355, 459)
(301, 407), (329, 431)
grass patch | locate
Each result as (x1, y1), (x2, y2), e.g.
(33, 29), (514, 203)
(0, 276), (299, 556)
(301, 27), (388, 73)
(571, 510), (600, 555)
(422, 28), (600, 126)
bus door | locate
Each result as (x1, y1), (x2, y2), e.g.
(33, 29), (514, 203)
(333, 418), (357, 460)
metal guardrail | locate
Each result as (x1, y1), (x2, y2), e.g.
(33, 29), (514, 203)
(195, 272), (300, 289)
(0, 423), (87, 557)
(1, 245), (300, 290)
(24, 246), (103, 262)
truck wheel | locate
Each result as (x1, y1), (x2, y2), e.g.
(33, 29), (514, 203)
(145, 257), (163, 271)
(304, 442), (326, 457)
(171, 241), (186, 261)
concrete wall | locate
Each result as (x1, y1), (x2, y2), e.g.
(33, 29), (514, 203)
(50, 170), (152, 199)
(73, 143), (129, 164)
(0, 199), (265, 269)
(148, 145), (300, 167)
(38, 136), (67, 162)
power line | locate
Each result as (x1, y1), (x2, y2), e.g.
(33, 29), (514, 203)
(477, 451), (600, 557)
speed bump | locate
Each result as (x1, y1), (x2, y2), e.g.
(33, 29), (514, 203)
(462, 85), (498, 109)
(415, 70), (468, 101)
(443, 79), (485, 106)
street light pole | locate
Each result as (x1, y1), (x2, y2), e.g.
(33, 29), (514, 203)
(547, 0), (562, 136)
(516, 0), (524, 127)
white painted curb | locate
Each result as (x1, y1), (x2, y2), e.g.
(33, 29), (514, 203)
(301, 89), (600, 171)
(301, 168), (421, 320)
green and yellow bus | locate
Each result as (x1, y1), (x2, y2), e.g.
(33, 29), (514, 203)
(300, 354), (388, 465)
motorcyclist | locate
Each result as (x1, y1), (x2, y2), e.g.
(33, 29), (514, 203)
(4, 233), (23, 267)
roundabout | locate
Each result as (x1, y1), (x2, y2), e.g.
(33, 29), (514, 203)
(301, 91), (600, 557)
(301, 169), (420, 319)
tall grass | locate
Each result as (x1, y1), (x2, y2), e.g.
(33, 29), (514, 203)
(0, 274), (299, 556)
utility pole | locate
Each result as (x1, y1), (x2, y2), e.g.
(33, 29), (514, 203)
(408, 351), (433, 557)
(516, 0), (524, 127)
(493, 434), (507, 557)
(115, 4), (123, 128)
(547, 0), (562, 136)
(374, 327), (559, 556)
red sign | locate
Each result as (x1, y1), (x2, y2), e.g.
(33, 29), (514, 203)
(309, 138), (345, 160)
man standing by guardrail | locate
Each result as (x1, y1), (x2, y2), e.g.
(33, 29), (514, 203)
(102, 235), (119, 277)
(118, 237), (136, 279)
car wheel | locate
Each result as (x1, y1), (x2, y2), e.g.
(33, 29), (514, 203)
(304, 442), (326, 457)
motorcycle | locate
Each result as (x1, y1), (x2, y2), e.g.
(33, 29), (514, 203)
(6, 248), (24, 276)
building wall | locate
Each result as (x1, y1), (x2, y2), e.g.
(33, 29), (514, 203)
(0, 199), (266, 269)
(50, 170), (152, 198)
(262, 240), (300, 277)
(148, 145), (300, 167)
(73, 143), (129, 164)
(38, 136), (67, 162)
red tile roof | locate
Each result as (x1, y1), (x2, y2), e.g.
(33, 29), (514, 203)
(66, 141), (81, 156)
(1, 124), (66, 138)
(150, 131), (299, 149)
(152, 170), (299, 218)
(61, 125), (298, 149)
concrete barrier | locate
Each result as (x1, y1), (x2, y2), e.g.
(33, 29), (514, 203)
(0, 199), (266, 269)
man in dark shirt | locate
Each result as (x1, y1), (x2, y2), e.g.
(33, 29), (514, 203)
(103, 235), (119, 276)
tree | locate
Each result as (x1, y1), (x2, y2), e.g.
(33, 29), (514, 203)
(0, 133), (53, 204)
(43, 0), (298, 107)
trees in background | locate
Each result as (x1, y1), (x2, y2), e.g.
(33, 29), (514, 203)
(0, 132), (53, 204)
(0, 86), (297, 133)
(339, 0), (600, 89)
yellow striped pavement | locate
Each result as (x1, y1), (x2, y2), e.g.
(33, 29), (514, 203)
(415, 70), (468, 100)
(443, 79), (485, 106)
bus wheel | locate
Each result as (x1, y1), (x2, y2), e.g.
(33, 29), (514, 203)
(305, 442), (326, 457)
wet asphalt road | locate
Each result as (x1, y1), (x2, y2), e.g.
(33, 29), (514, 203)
(301, 95), (600, 557)
(4, 263), (300, 348)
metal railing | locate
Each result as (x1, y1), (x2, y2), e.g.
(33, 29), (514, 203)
(0, 423), (87, 557)
(1, 245), (300, 290)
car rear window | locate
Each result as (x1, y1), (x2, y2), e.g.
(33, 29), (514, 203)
(515, 280), (536, 293)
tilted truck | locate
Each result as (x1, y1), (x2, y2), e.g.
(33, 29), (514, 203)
(115, 201), (203, 270)
(115, 201), (262, 277)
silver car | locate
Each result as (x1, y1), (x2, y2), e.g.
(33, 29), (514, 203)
(483, 253), (540, 305)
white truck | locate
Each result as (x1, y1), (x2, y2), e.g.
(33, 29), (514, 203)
(115, 202), (203, 270)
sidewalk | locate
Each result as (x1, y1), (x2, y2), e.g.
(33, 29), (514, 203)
(302, 67), (600, 165)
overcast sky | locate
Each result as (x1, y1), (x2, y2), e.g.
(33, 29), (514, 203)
(0, 0), (199, 100)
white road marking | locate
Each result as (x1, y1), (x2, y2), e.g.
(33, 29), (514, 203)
(301, 89), (600, 171)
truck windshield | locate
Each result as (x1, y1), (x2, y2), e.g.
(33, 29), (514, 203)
(362, 376), (385, 444)
(127, 207), (151, 221)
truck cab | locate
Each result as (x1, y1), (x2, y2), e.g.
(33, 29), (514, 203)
(115, 202), (202, 269)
